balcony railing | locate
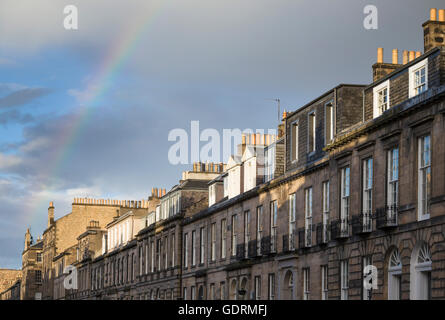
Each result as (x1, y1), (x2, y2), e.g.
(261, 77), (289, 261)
(298, 228), (311, 249)
(352, 211), (372, 235)
(331, 218), (349, 239)
(248, 239), (258, 258)
(282, 233), (297, 253)
(256, 231), (262, 256)
(315, 222), (329, 245)
(322, 222), (329, 243)
(236, 243), (245, 261)
(289, 232), (296, 250)
(376, 205), (398, 229)
(270, 230), (278, 253)
(304, 222), (312, 248)
(260, 236), (271, 255)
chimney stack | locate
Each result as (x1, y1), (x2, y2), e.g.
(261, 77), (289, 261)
(430, 8), (437, 21)
(372, 47), (401, 82)
(423, 8), (445, 52)
(377, 47), (384, 63)
(392, 49), (398, 64)
(48, 201), (54, 228)
(402, 50), (408, 64)
(439, 9), (445, 22)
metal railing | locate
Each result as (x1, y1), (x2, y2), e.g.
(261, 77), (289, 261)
(270, 229), (277, 253)
(322, 222), (329, 243)
(376, 205), (398, 229)
(305, 217), (312, 248)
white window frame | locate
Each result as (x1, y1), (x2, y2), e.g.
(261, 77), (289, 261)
(200, 227), (205, 264)
(211, 223), (216, 262)
(388, 249), (402, 300)
(171, 234), (175, 267)
(409, 58), (428, 98)
(191, 230), (196, 266)
(362, 158), (373, 232)
(244, 210), (250, 258)
(387, 147), (399, 208)
(322, 181), (330, 243)
(341, 167), (350, 235)
(341, 260), (349, 300)
(255, 276), (261, 300)
(373, 80), (390, 118)
(256, 206), (263, 255)
(270, 200), (278, 252)
(231, 215), (237, 257)
(183, 234), (188, 268)
(289, 193), (296, 250)
(291, 120), (299, 162)
(268, 274), (275, 300)
(305, 188), (312, 247)
(418, 135), (431, 221)
(221, 219), (227, 259)
(321, 265), (328, 300)
(303, 268), (310, 300)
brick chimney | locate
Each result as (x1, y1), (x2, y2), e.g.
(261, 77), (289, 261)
(423, 8), (445, 52)
(48, 201), (54, 228)
(372, 48), (402, 82)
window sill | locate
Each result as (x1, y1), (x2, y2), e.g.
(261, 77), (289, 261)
(418, 213), (430, 221)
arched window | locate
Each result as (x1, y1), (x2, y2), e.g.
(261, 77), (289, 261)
(229, 279), (237, 300)
(410, 243), (432, 300)
(282, 270), (294, 300)
(388, 249), (402, 300)
(239, 277), (248, 300)
(198, 286), (204, 300)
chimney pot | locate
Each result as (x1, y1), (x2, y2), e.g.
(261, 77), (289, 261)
(439, 9), (445, 22)
(409, 51), (415, 62)
(377, 47), (384, 63)
(430, 8), (437, 21)
(416, 51), (421, 58)
(242, 134), (246, 145)
(402, 50), (408, 64)
(392, 49), (398, 64)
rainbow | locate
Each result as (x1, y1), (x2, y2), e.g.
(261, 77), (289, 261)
(27, 1), (168, 227)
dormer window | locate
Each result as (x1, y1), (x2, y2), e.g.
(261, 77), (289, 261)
(414, 67), (426, 94)
(409, 58), (428, 98)
(373, 80), (390, 118)
(378, 87), (388, 114)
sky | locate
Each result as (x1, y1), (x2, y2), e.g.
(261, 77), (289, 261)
(0, 0), (443, 269)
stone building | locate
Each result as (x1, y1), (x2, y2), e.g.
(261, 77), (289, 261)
(20, 229), (43, 300)
(12, 7), (445, 300)
(0, 279), (21, 300)
(0, 269), (21, 299)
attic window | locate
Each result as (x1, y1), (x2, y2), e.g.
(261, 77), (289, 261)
(373, 80), (390, 118)
(409, 58), (428, 98)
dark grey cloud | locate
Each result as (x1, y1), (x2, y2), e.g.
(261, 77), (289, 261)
(2, 0), (445, 270)
(0, 110), (34, 126)
(0, 88), (51, 109)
